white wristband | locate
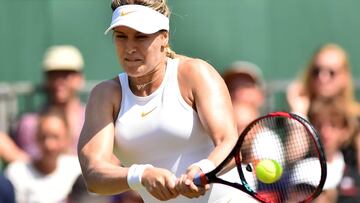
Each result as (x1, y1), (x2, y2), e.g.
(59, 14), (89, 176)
(191, 159), (216, 173)
(127, 164), (154, 191)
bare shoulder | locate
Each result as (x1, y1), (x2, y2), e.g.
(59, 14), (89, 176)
(177, 55), (222, 83)
(176, 55), (225, 108)
(88, 78), (121, 116)
(178, 56), (212, 71)
(90, 78), (120, 100)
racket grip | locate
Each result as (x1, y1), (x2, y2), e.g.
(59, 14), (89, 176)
(193, 172), (208, 186)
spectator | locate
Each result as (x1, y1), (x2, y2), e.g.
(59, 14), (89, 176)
(286, 43), (360, 201)
(223, 61), (277, 166)
(309, 100), (359, 202)
(14, 45), (86, 158)
(0, 173), (15, 203)
(5, 107), (81, 203)
(287, 43), (360, 119)
(0, 131), (28, 203)
(221, 61), (270, 202)
(223, 61), (266, 132)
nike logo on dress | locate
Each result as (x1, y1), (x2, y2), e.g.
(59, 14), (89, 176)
(141, 106), (157, 117)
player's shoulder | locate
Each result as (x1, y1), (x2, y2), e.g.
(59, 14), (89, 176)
(177, 55), (215, 78)
(89, 78), (121, 101)
(178, 55), (212, 69)
(92, 78), (120, 94)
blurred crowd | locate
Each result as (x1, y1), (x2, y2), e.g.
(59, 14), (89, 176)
(0, 42), (359, 203)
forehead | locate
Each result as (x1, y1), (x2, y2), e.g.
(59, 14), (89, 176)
(315, 49), (345, 67)
(38, 115), (67, 132)
(113, 26), (164, 36)
(225, 73), (259, 88)
(113, 26), (167, 40)
(114, 26), (142, 34)
(45, 70), (79, 77)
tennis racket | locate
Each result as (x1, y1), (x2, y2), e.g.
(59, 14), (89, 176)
(194, 112), (327, 203)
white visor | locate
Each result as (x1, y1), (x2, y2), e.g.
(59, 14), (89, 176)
(104, 5), (169, 35)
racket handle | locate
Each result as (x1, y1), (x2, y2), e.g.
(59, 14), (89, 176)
(193, 172), (208, 186)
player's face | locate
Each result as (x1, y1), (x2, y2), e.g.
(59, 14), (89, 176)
(311, 49), (348, 99)
(45, 71), (83, 104)
(113, 26), (168, 77)
(37, 115), (69, 158)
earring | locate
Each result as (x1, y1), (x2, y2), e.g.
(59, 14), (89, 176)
(161, 44), (169, 52)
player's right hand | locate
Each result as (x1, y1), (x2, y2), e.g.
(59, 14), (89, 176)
(141, 167), (179, 201)
(175, 164), (209, 199)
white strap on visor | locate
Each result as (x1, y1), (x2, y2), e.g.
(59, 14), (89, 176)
(104, 5), (169, 35)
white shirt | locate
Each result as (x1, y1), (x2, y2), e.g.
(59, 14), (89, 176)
(323, 151), (345, 190)
(5, 154), (81, 203)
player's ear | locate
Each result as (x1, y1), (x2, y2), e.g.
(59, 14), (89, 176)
(160, 30), (169, 47)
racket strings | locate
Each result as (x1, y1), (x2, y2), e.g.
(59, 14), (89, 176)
(239, 116), (323, 202)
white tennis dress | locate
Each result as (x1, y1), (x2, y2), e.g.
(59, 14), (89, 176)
(114, 58), (255, 203)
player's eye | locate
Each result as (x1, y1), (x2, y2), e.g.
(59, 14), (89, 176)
(115, 34), (127, 39)
(136, 35), (148, 40)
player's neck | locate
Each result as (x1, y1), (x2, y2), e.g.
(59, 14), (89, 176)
(129, 62), (167, 96)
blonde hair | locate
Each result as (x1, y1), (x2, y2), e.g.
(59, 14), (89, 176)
(302, 43), (360, 116)
(110, 0), (176, 58)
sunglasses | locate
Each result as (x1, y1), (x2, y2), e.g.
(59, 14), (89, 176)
(311, 66), (338, 78)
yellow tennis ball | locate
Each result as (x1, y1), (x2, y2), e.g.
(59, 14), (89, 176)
(255, 159), (283, 184)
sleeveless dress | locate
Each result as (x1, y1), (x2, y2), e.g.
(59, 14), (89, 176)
(114, 58), (252, 203)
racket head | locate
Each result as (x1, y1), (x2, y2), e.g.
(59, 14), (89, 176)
(198, 112), (327, 203)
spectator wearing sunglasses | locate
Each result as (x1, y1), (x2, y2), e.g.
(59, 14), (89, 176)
(286, 43), (360, 119)
(286, 43), (360, 202)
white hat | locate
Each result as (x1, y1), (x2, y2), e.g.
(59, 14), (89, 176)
(104, 5), (169, 35)
(42, 45), (84, 72)
(223, 61), (265, 88)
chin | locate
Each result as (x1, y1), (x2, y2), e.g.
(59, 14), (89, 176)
(124, 59), (143, 67)
(52, 96), (70, 104)
(314, 90), (336, 99)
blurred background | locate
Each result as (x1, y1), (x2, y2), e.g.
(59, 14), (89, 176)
(1, 0), (360, 132)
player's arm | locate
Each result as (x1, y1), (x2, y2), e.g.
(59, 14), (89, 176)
(77, 79), (128, 195)
(78, 79), (178, 200)
(176, 57), (238, 197)
(183, 58), (238, 167)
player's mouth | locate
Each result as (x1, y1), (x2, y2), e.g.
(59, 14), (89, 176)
(125, 58), (142, 62)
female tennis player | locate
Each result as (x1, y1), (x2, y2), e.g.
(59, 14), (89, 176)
(77, 0), (239, 202)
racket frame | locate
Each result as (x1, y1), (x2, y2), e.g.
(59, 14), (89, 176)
(195, 112), (327, 203)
